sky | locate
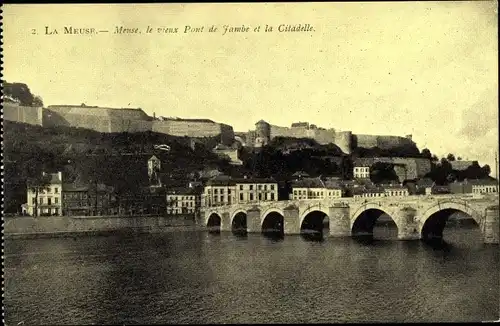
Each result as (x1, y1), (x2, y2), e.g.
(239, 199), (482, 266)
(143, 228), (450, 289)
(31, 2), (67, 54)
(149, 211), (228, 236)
(3, 2), (499, 175)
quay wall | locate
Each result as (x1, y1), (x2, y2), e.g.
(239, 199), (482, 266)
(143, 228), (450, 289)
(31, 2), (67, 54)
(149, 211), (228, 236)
(4, 215), (198, 238)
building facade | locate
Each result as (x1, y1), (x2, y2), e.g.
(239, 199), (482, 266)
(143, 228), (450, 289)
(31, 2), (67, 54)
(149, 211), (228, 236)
(202, 176), (278, 207)
(166, 188), (202, 215)
(450, 179), (498, 195)
(25, 172), (63, 216)
(290, 177), (343, 200)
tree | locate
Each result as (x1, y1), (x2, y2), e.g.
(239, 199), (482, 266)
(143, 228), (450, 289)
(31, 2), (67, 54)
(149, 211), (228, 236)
(3, 82), (35, 106)
(32, 95), (44, 107)
(457, 156), (462, 161)
(446, 153), (456, 162)
(431, 154), (439, 163)
(421, 148), (432, 159)
(481, 164), (491, 177)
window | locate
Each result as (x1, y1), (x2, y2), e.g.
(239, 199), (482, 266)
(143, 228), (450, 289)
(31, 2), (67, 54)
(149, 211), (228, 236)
(271, 185), (275, 190)
(214, 189), (218, 194)
(258, 185), (262, 190)
(55, 197), (59, 204)
(240, 185), (243, 190)
(259, 194), (262, 200)
(39, 197), (43, 204)
(264, 185), (267, 191)
(249, 185), (253, 190)
(240, 193), (244, 201)
(47, 188), (51, 193)
(32, 198), (36, 205)
(221, 189), (224, 194)
(228, 189), (231, 195)
(250, 193), (254, 201)
(220, 196), (223, 202)
(271, 193), (275, 201)
(55, 188), (58, 193)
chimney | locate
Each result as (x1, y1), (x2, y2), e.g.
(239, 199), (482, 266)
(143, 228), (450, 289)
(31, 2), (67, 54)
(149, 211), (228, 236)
(58, 171), (62, 182)
(153, 112), (156, 119)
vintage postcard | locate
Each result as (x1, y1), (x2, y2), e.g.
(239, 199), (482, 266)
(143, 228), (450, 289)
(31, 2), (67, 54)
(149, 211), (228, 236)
(2, 2), (499, 324)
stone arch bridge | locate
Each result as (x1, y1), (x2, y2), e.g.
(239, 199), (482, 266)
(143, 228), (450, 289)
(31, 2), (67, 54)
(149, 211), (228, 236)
(199, 194), (499, 244)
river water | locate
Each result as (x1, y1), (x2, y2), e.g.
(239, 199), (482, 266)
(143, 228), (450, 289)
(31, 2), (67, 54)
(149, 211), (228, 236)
(4, 225), (499, 324)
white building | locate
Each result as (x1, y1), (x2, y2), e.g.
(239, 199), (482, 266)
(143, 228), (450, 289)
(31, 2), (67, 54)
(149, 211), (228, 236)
(383, 184), (409, 197)
(166, 187), (201, 215)
(290, 177), (343, 200)
(25, 172), (63, 216)
(353, 158), (373, 179)
(202, 176), (278, 207)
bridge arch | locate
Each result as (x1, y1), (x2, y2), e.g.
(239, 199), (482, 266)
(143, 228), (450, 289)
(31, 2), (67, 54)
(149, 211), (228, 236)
(231, 210), (248, 233)
(300, 206), (330, 236)
(350, 202), (401, 237)
(261, 208), (285, 235)
(260, 208), (285, 226)
(206, 212), (222, 233)
(419, 201), (482, 241)
(299, 205), (330, 227)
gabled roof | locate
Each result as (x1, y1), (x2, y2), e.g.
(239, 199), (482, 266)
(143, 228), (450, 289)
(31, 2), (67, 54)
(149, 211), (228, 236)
(292, 171), (310, 177)
(463, 178), (498, 186)
(416, 178), (434, 188)
(353, 158), (375, 167)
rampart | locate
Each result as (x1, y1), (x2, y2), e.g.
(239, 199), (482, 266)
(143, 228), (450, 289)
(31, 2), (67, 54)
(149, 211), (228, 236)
(44, 105), (153, 133)
(152, 119), (234, 145)
(354, 134), (414, 150)
(265, 122), (414, 154)
(362, 157), (431, 181)
(3, 102), (43, 126)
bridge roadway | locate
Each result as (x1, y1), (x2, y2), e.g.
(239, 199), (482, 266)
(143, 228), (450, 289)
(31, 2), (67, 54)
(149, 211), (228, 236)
(199, 194), (499, 244)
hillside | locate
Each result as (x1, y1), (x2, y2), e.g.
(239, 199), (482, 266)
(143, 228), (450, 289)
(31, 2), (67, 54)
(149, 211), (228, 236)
(3, 121), (232, 212)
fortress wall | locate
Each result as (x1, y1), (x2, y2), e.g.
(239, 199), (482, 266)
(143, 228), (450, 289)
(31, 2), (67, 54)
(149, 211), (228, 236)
(270, 125), (296, 139)
(44, 106), (153, 133)
(108, 118), (153, 133)
(392, 157), (431, 179)
(355, 134), (378, 148)
(219, 123), (235, 145)
(270, 125), (311, 139)
(151, 120), (172, 134)
(376, 136), (415, 149)
(44, 109), (112, 132)
(312, 129), (336, 145)
(334, 131), (353, 154)
(155, 120), (223, 138)
(3, 102), (43, 126)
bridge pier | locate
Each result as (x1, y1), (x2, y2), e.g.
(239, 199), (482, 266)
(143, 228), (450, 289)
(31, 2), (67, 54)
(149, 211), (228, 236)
(246, 207), (261, 233)
(221, 212), (231, 232)
(283, 205), (300, 235)
(328, 205), (351, 237)
(483, 206), (499, 244)
(397, 207), (420, 241)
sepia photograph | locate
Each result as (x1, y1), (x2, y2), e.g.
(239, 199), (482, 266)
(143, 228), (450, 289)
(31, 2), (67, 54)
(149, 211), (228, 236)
(2, 2), (499, 324)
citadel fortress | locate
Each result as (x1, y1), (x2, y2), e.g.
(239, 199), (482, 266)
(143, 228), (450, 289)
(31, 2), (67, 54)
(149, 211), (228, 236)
(3, 102), (415, 155)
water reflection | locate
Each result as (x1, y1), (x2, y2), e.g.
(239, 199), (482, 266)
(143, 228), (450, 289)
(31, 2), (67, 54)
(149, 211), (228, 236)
(4, 224), (498, 324)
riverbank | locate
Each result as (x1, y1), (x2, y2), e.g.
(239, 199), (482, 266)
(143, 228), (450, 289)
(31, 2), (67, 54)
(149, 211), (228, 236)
(3, 215), (203, 240)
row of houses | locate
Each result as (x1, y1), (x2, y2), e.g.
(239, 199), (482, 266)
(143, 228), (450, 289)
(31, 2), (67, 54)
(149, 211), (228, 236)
(22, 163), (497, 217)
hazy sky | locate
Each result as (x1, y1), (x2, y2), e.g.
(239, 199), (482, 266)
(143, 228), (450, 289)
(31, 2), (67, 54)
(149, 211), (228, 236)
(3, 2), (498, 174)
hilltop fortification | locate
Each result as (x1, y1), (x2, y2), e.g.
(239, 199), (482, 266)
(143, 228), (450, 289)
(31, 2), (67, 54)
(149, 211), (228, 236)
(245, 120), (415, 154)
(4, 104), (235, 146)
